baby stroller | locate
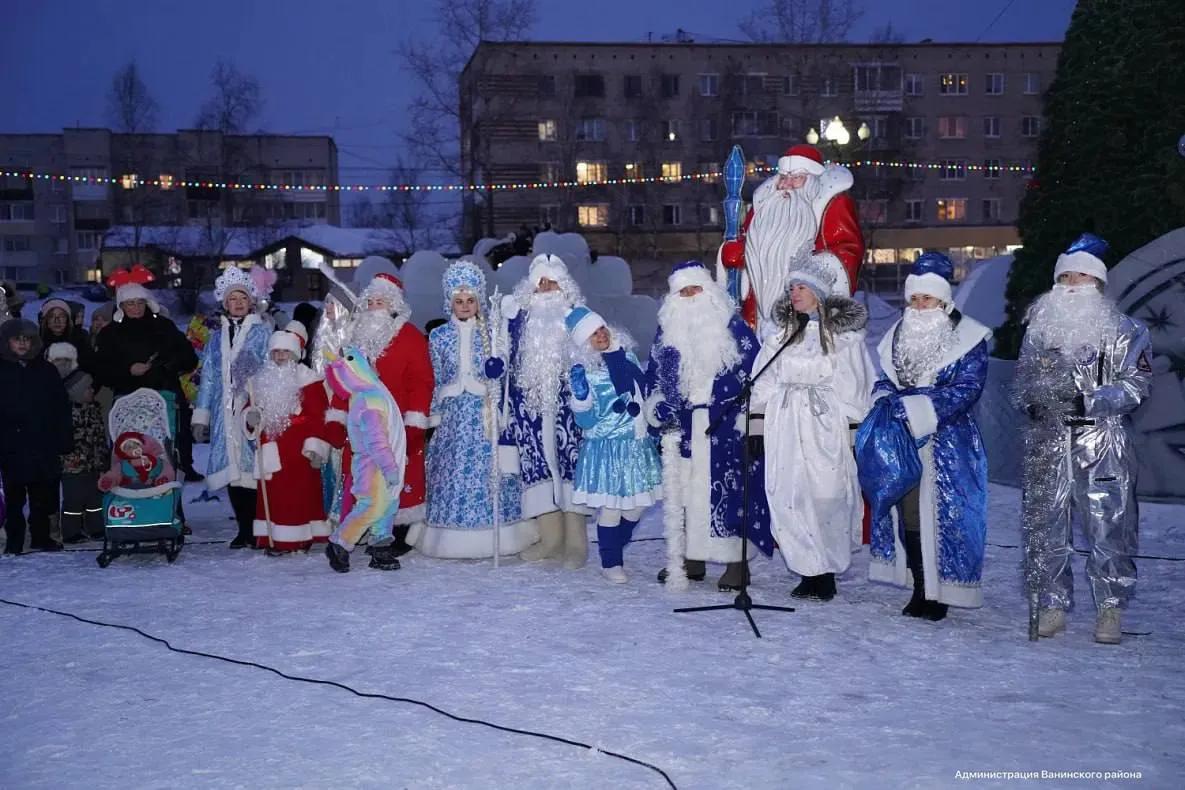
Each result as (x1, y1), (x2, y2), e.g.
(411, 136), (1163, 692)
(96, 388), (184, 567)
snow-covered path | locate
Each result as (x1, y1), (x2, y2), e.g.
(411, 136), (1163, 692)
(2, 479), (1182, 789)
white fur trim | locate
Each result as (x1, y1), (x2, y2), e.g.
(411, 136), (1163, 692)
(1053, 250), (1107, 284)
(47, 342), (77, 361)
(252, 519), (328, 545)
(568, 310), (604, 347)
(570, 393), (594, 413)
(325, 408), (346, 425)
(412, 520), (539, 559)
(498, 443), (520, 475)
(114, 283), (161, 317)
(403, 411), (430, 430)
(643, 392), (666, 429)
(876, 315), (991, 388)
(668, 265), (715, 294)
(900, 393), (938, 439)
(683, 407), (741, 563)
(428, 412), (442, 428)
(392, 504), (426, 526)
(660, 431), (689, 590)
(572, 486), (661, 511)
(257, 441), (282, 478)
(110, 481), (181, 499)
(778, 154), (825, 176)
(904, 272), (952, 306)
(302, 437), (331, 464)
(528, 253), (568, 287)
(811, 165), (854, 231)
(268, 330), (303, 356)
(191, 408), (211, 427)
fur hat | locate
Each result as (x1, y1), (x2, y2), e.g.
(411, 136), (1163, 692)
(528, 253), (569, 288)
(667, 260), (716, 294)
(442, 260), (487, 316)
(268, 321), (308, 357)
(40, 299), (72, 321)
(0, 318), (42, 361)
(565, 305), (605, 347)
(786, 253), (839, 303)
(903, 251), (955, 310)
(1053, 232), (1109, 284)
(47, 341), (77, 362)
(108, 265), (160, 319)
(777, 144), (825, 176)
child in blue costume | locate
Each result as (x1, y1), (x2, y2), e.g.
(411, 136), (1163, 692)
(566, 307), (662, 583)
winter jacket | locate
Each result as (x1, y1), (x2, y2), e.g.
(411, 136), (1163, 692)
(93, 313), (199, 398)
(61, 369), (108, 475)
(0, 320), (73, 483)
(41, 325), (96, 374)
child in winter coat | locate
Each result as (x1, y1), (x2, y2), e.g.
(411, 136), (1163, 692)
(0, 320), (72, 553)
(47, 342), (109, 541)
(565, 307), (662, 583)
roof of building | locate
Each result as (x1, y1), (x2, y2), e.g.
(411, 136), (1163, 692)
(102, 225), (255, 258)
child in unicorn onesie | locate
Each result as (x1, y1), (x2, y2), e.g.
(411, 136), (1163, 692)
(323, 345), (407, 573)
(566, 307), (662, 583)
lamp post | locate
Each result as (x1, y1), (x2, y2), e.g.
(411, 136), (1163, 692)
(804, 117), (871, 160)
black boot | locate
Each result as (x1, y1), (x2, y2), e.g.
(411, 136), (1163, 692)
(657, 559), (707, 583)
(815, 573), (836, 601)
(921, 601), (949, 621)
(228, 535), (251, 549)
(902, 531), (926, 617)
(326, 542), (350, 573)
(717, 561), (750, 592)
(368, 543), (402, 571)
(389, 524), (414, 557)
(791, 575), (817, 599)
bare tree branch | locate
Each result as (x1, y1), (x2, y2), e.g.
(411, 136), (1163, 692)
(195, 60), (264, 133)
(107, 61), (159, 134)
(739, 0), (864, 43)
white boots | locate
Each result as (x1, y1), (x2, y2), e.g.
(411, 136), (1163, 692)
(1038, 607), (1123, 644)
(519, 511), (588, 570)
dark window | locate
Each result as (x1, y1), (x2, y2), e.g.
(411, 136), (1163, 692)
(574, 74), (605, 98)
(660, 74), (680, 98)
(627, 205), (645, 226)
(623, 74), (643, 98)
(538, 75), (556, 97)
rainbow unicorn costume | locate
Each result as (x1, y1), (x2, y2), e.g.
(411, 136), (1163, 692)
(323, 346), (407, 572)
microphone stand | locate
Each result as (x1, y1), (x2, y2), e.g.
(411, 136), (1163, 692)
(674, 327), (798, 638)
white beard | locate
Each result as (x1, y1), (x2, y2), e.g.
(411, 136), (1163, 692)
(517, 291), (571, 417)
(746, 176), (820, 320)
(253, 361), (304, 437)
(1026, 284), (1120, 357)
(658, 290), (740, 402)
(349, 310), (403, 362)
(895, 307), (956, 387)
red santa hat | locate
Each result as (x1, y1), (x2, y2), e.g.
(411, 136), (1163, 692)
(268, 321), (308, 357)
(777, 144), (825, 177)
(361, 272), (407, 307)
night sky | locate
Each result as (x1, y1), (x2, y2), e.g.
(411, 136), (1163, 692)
(2, 0), (1076, 191)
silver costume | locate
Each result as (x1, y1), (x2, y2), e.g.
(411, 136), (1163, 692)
(1014, 311), (1152, 612)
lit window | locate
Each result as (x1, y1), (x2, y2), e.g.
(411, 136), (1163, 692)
(623, 162), (645, 179)
(538, 120), (557, 142)
(938, 73), (968, 96)
(120, 173), (139, 189)
(575, 161), (607, 184)
(985, 73), (1005, 95)
(937, 116), (967, 139)
(577, 204), (609, 227)
(158, 173), (175, 190)
(661, 162), (682, 182)
(936, 198), (967, 222)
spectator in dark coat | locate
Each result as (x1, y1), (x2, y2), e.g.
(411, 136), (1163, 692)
(0, 319), (73, 553)
(93, 289), (198, 400)
(39, 298), (95, 373)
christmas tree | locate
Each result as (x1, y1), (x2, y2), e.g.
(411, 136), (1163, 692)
(994, 0), (1185, 358)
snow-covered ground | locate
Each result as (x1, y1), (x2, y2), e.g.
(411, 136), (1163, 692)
(2, 451), (1182, 788)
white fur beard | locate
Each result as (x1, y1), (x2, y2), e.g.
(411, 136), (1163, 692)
(746, 178), (819, 318)
(517, 293), (570, 417)
(349, 310), (401, 362)
(895, 308), (956, 386)
(1026, 285), (1119, 356)
(253, 361), (303, 437)
(659, 293), (740, 401)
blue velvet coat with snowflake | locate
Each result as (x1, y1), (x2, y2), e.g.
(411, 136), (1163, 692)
(864, 314), (992, 607)
(499, 307), (585, 519)
(645, 315), (773, 561)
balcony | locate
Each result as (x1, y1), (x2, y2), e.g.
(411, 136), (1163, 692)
(853, 63), (903, 113)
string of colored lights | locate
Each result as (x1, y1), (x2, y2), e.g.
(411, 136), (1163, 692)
(1, 160), (1035, 194)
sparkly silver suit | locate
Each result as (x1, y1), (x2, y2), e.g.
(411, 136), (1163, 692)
(1014, 314), (1152, 611)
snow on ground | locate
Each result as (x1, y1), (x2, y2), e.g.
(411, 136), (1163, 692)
(2, 452), (1183, 789)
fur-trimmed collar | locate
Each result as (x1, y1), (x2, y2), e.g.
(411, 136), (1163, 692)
(877, 313), (991, 387)
(772, 292), (868, 335)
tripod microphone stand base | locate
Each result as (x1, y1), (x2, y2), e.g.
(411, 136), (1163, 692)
(675, 590), (795, 639)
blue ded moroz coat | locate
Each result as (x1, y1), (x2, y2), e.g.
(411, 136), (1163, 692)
(865, 314), (992, 607)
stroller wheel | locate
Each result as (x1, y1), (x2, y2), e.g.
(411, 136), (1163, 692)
(166, 549), (179, 563)
(97, 553), (112, 568)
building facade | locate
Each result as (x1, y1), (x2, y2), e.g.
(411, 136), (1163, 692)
(0, 128), (339, 286)
(460, 40), (1059, 291)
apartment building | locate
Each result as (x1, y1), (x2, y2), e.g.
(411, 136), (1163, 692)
(0, 128), (340, 285)
(460, 40), (1059, 289)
